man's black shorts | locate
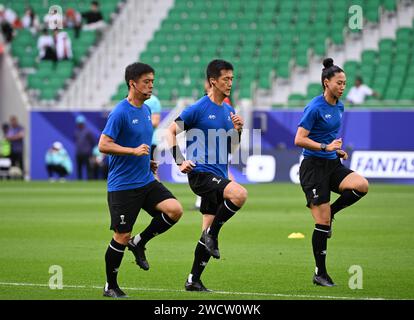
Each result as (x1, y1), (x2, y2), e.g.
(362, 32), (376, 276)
(107, 180), (176, 233)
(188, 172), (232, 215)
(299, 157), (353, 208)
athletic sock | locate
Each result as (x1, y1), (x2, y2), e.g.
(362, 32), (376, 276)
(105, 239), (126, 289)
(134, 212), (177, 246)
(312, 224), (330, 276)
(189, 237), (212, 282)
(331, 189), (367, 216)
(208, 199), (240, 238)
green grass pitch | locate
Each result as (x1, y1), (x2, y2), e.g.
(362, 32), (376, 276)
(0, 181), (413, 300)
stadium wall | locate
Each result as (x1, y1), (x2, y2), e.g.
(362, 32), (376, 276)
(30, 109), (414, 184)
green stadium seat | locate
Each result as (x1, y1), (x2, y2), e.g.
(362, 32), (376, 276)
(400, 87), (414, 100)
(383, 0), (397, 11)
(365, 8), (380, 22)
(379, 39), (394, 53)
(110, 0), (405, 104)
(257, 70), (272, 89)
(306, 83), (322, 99)
(361, 50), (377, 64)
(344, 61), (360, 74)
(39, 88), (59, 101)
(288, 93), (306, 106)
(384, 86), (400, 100)
(371, 77), (388, 92)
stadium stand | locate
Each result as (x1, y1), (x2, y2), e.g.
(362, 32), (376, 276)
(110, 0), (412, 106)
(289, 24), (414, 106)
(5, 0), (123, 104)
(3, 0), (412, 107)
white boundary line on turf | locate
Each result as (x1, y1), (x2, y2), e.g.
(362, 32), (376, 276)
(0, 281), (388, 300)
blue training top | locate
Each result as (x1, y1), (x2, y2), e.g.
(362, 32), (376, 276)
(298, 94), (344, 159)
(144, 94), (162, 146)
(102, 98), (155, 191)
(178, 95), (237, 179)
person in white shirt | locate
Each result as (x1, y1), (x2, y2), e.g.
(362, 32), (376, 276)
(346, 77), (379, 105)
(53, 29), (72, 60)
(0, 4), (17, 42)
(22, 7), (40, 34)
(37, 28), (56, 61)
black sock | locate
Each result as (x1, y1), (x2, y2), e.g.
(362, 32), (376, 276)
(137, 212), (177, 246)
(312, 224), (330, 276)
(331, 189), (367, 216)
(209, 199), (240, 238)
(189, 236), (212, 282)
(105, 239), (126, 289)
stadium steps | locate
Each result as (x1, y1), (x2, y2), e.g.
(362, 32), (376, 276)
(59, 0), (174, 109)
(287, 6), (414, 107)
(110, 0), (403, 106)
(287, 1), (414, 107)
(4, 0), (123, 105)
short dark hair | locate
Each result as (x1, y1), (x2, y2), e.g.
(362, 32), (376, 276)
(125, 62), (154, 90)
(206, 59), (233, 82)
(2, 123), (9, 133)
(356, 76), (363, 83)
(321, 58), (344, 90)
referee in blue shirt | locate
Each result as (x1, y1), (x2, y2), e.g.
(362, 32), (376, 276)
(167, 59), (247, 292)
(295, 58), (369, 287)
(98, 62), (183, 298)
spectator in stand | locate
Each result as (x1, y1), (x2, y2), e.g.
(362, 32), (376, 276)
(346, 76), (380, 105)
(37, 28), (56, 61)
(43, 7), (62, 31)
(53, 28), (72, 61)
(64, 8), (82, 39)
(5, 115), (24, 173)
(45, 141), (73, 182)
(74, 115), (95, 180)
(89, 144), (108, 179)
(0, 4), (17, 42)
(82, 1), (106, 31)
(21, 6), (40, 34)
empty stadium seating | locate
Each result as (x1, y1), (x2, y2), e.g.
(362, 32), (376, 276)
(111, 0), (402, 105)
(289, 24), (414, 106)
(5, 0), (121, 102)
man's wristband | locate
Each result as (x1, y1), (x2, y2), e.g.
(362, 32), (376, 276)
(170, 145), (185, 165)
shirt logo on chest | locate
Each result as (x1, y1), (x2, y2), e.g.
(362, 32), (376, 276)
(208, 114), (216, 120)
(324, 114), (332, 119)
(132, 119), (139, 124)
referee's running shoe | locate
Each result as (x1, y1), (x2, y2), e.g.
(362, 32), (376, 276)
(103, 284), (128, 298)
(313, 273), (336, 287)
(202, 230), (220, 259)
(128, 238), (149, 270)
(185, 279), (212, 292)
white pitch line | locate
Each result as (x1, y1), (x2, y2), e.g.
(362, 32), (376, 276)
(0, 281), (387, 300)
